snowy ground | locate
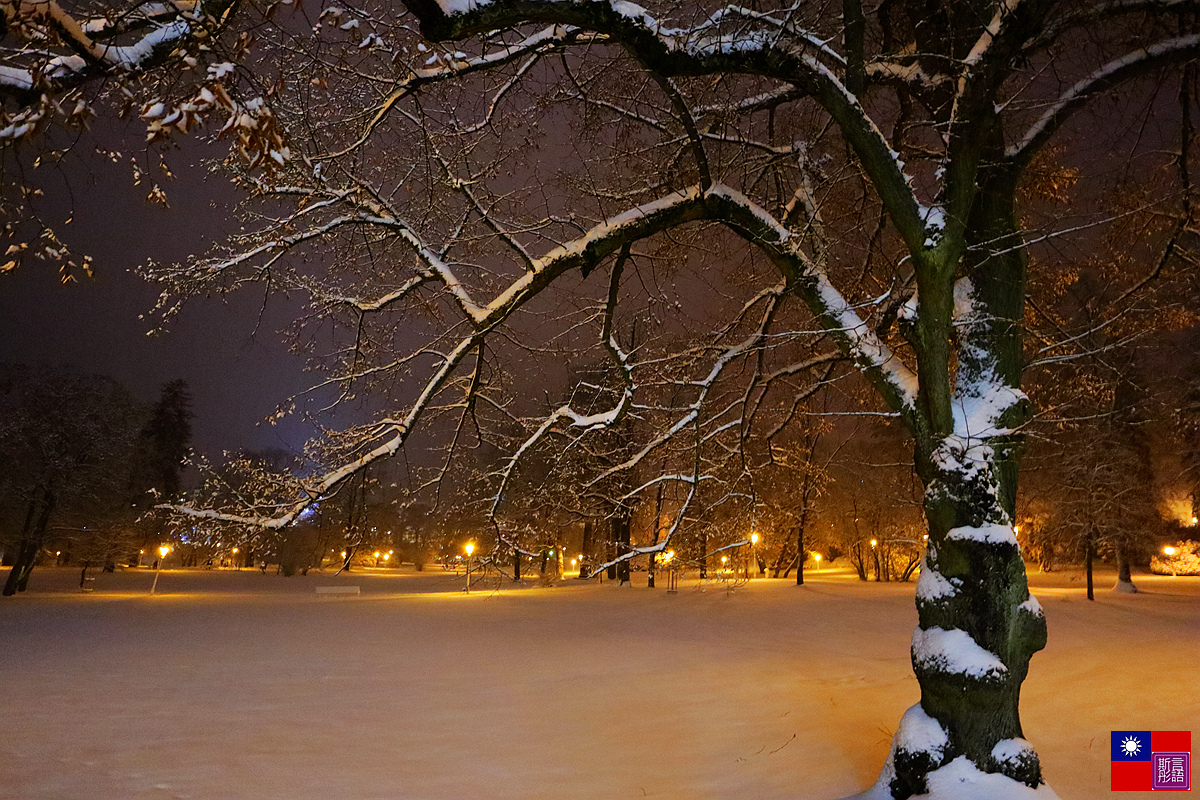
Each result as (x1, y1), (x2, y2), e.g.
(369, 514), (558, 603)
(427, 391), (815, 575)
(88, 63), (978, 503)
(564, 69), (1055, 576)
(1, 564), (1196, 800)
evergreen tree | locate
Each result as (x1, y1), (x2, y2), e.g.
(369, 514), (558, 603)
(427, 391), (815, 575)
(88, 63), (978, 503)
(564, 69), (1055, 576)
(133, 380), (193, 501)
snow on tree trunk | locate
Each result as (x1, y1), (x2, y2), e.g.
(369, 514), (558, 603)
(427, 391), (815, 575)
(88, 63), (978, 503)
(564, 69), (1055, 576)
(1114, 542), (1137, 594)
(888, 187), (1047, 793)
(895, 461), (1046, 796)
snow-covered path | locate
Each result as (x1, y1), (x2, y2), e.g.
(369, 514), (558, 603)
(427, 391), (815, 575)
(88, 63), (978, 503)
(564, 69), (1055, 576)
(1, 567), (1195, 799)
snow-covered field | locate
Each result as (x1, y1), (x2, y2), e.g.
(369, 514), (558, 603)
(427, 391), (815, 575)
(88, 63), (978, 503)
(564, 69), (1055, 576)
(1, 565), (1196, 800)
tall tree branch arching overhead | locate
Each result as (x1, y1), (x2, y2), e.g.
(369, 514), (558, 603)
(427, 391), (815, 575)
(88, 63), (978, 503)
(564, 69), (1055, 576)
(124, 0), (1200, 797)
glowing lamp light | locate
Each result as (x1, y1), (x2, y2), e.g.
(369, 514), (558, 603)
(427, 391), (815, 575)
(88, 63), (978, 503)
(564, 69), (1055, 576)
(870, 539), (878, 548)
(232, 547), (239, 554)
(1163, 546), (1177, 556)
(374, 551), (381, 559)
(813, 553), (821, 563)
(383, 553), (391, 561)
(465, 542), (475, 557)
(721, 555), (728, 564)
(150, 545), (171, 594)
(750, 532), (760, 545)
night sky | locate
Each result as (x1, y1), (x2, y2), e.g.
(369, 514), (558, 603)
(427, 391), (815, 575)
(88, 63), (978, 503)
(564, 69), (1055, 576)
(0, 136), (323, 465)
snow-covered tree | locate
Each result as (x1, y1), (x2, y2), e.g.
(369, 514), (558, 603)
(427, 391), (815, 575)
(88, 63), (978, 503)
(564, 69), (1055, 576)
(28, 0), (1191, 796)
(0, 364), (147, 593)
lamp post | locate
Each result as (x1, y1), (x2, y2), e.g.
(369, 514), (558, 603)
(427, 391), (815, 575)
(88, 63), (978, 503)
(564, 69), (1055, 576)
(464, 542), (475, 593)
(150, 544), (170, 595)
(870, 539), (880, 582)
(749, 532), (759, 579)
(813, 552), (821, 573)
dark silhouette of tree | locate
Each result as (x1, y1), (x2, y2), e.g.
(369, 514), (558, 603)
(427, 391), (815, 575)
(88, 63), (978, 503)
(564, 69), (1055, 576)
(133, 380), (193, 502)
(0, 365), (143, 594)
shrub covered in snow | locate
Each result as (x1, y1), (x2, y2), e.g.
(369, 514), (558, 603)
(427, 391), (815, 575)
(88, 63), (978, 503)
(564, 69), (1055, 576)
(1150, 541), (1200, 576)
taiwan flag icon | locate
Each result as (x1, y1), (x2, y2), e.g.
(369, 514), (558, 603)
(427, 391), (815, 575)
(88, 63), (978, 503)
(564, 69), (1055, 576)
(1111, 731), (1191, 791)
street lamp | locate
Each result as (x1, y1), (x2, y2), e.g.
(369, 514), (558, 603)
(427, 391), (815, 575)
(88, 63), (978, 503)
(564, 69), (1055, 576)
(150, 544), (170, 595)
(464, 542), (475, 593)
(1163, 545), (1179, 577)
(813, 552), (822, 572)
(664, 550), (678, 593)
(749, 532), (760, 579)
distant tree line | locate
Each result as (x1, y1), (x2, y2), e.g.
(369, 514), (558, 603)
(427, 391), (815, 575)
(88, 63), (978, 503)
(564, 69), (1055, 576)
(0, 365), (191, 595)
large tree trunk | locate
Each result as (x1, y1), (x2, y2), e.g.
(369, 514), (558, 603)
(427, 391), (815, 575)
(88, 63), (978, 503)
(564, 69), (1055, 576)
(613, 509), (631, 585)
(648, 481), (664, 588)
(1114, 540), (1137, 593)
(3, 537), (41, 595)
(770, 539), (794, 578)
(578, 519), (593, 579)
(3, 488), (55, 596)
(795, 523), (804, 586)
(1085, 533), (1095, 601)
(605, 529), (617, 581)
(888, 165), (1047, 797)
(896, 457), (1047, 797)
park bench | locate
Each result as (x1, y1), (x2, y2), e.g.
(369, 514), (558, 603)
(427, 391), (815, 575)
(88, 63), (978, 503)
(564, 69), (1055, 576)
(315, 585), (360, 596)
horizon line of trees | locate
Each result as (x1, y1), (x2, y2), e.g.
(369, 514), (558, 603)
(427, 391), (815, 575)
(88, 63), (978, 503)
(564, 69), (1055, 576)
(0, 364), (192, 595)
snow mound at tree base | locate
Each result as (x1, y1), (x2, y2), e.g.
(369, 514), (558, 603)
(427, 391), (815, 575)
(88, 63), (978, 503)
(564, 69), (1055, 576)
(1112, 579), (1138, 593)
(840, 757), (1062, 800)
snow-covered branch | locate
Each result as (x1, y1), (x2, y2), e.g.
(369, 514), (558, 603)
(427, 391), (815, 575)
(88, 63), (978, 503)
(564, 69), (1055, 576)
(321, 25), (584, 158)
(0, 0), (233, 104)
(1007, 32), (1200, 167)
(401, 0), (926, 252)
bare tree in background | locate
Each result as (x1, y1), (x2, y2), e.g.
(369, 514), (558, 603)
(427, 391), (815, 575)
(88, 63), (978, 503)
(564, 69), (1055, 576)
(0, 364), (146, 594)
